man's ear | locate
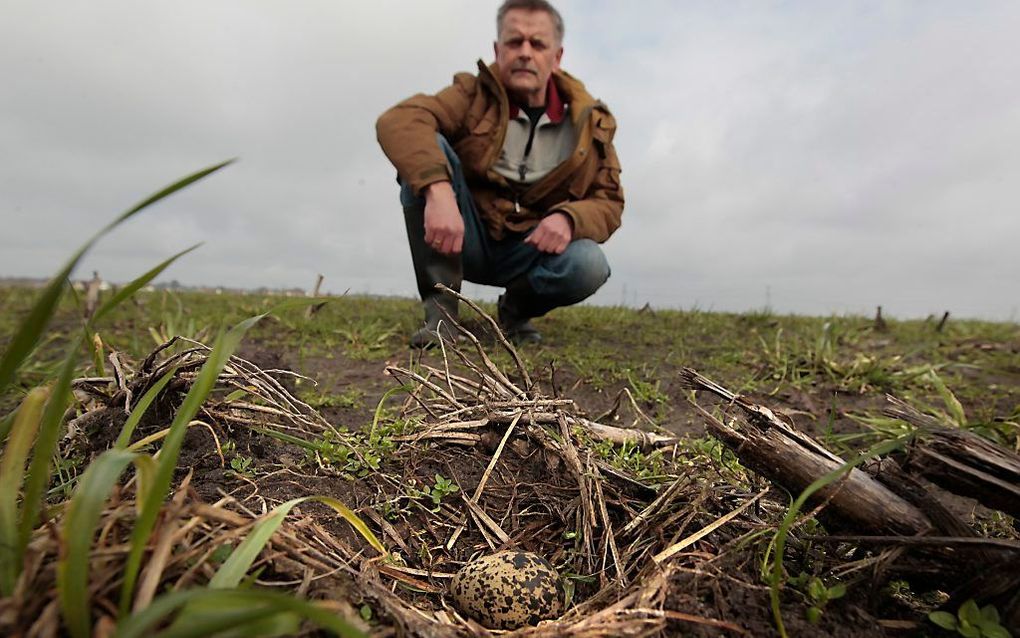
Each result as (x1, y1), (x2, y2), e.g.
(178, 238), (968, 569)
(493, 41), (499, 59)
(553, 46), (563, 71)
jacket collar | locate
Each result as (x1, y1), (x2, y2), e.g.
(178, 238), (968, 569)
(480, 60), (590, 124)
(508, 76), (566, 124)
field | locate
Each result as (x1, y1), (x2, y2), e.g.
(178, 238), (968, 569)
(0, 166), (1018, 638)
(3, 274), (1019, 637)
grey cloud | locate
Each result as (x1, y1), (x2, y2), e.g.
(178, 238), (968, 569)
(2, 1), (1018, 320)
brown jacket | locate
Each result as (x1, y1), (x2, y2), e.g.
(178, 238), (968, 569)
(376, 61), (623, 243)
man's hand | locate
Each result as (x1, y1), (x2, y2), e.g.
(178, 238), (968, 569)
(423, 181), (464, 255)
(525, 212), (573, 254)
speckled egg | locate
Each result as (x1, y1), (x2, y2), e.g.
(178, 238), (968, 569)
(450, 551), (562, 629)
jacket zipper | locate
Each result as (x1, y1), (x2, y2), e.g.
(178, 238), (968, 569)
(521, 103), (596, 206)
(516, 109), (547, 212)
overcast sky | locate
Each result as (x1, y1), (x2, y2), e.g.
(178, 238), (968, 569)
(3, 1), (1019, 320)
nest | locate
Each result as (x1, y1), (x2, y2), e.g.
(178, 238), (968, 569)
(5, 292), (821, 637)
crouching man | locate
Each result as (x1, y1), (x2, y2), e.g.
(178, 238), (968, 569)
(376, 0), (624, 347)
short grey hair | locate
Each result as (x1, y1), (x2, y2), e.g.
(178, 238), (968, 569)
(496, 0), (564, 43)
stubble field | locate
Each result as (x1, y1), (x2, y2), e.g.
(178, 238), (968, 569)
(2, 279), (1018, 637)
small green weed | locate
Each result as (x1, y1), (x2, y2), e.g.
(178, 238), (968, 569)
(379, 498), (409, 522)
(594, 439), (665, 480)
(623, 366), (668, 407)
(221, 441), (255, 479)
(847, 371), (1019, 450)
(560, 348), (621, 392)
(335, 320), (399, 360)
(882, 579), (950, 613)
(757, 323), (933, 395)
(227, 455), (254, 479)
(841, 413), (916, 448)
(425, 474), (459, 507)
(403, 474), (461, 512)
(306, 429), (375, 475)
(885, 579), (911, 599)
(929, 599), (1012, 638)
(282, 412), (420, 478)
(788, 572), (846, 624)
(686, 435), (745, 475)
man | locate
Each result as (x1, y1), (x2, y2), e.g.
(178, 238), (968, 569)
(377, 0), (623, 348)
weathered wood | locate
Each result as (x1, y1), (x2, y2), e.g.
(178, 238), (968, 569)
(806, 535), (1020, 552)
(866, 458), (979, 538)
(679, 368), (931, 536)
(909, 443), (1020, 519)
(678, 370), (1020, 624)
(884, 397), (1020, 519)
(576, 419), (677, 449)
(304, 273), (327, 318)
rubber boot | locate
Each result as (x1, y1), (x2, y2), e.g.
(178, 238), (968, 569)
(497, 276), (552, 346)
(404, 205), (463, 349)
(411, 295), (460, 348)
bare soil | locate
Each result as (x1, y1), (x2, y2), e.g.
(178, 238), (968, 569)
(46, 304), (1020, 637)
(90, 332), (999, 636)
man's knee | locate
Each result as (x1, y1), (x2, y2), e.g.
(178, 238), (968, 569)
(531, 239), (610, 303)
(565, 239), (611, 297)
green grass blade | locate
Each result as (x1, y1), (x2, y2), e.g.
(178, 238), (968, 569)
(168, 494), (384, 635)
(928, 371), (967, 426)
(215, 613), (301, 638)
(370, 385), (412, 436)
(124, 422), (207, 454)
(767, 434), (913, 637)
(114, 588), (365, 638)
(210, 496), (385, 590)
(90, 333), (106, 377)
(167, 603), (298, 637)
(18, 335), (82, 563)
(90, 244), (203, 326)
(309, 496), (386, 556)
(114, 367), (179, 450)
(155, 608), (292, 638)
(119, 315), (264, 615)
(250, 426), (318, 451)
(0, 388), (48, 595)
(0, 160), (233, 398)
(108, 159), (235, 231)
(58, 448), (139, 638)
(131, 454), (158, 514)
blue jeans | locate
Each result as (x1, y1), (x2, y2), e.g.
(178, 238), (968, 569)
(400, 135), (610, 310)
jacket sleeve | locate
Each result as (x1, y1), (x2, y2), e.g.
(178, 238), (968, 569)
(554, 112), (624, 243)
(375, 73), (476, 196)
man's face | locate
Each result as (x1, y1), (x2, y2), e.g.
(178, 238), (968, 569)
(494, 9), (563, 107)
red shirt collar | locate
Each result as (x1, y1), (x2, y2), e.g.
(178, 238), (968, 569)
(508, 76), (566, 124)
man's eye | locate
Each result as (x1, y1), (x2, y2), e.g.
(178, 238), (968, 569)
(530, 40), (547, 50)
